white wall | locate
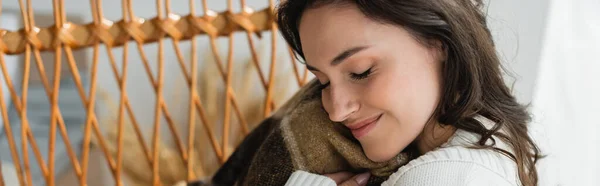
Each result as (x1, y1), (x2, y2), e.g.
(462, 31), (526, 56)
(484, 0), (550, 105)
(530, 0), (600, 185)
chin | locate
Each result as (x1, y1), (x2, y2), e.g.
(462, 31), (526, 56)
(363, 145), (400, 163)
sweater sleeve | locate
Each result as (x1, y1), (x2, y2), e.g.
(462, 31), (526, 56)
(386, 161), (515, 186)
(284, 170), (337, 186)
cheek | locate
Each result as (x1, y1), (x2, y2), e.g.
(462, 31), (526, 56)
(363, 65), (441, 126)
(362, 74), (399, 110)
(355, 61), (441, 161)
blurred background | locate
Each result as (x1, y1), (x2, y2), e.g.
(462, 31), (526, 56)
(0, 0), (598, 185)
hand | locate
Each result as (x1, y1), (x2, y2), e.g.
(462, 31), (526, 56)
(324, 171), (371, 186)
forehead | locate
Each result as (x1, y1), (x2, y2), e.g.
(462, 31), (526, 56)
(298, 5), (378, 64)
(298, 4), (414, 66)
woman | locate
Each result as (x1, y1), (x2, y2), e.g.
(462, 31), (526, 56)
(276, 0), (542, 185)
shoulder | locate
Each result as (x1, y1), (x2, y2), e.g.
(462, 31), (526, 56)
(383, 128), (520, 186)
(383, 146), (519, 186)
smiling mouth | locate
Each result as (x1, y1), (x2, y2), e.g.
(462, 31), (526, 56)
(347, 114), (383, 139)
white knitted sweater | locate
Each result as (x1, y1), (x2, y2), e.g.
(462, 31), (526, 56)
(284, 116), (521, 186)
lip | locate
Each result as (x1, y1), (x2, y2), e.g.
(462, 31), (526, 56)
(346, 114), (382, 139)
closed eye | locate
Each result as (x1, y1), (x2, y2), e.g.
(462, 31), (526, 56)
(350, 67), (372, 80)
(318, 67), (372, 90)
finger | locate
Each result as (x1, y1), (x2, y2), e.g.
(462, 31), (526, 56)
(324, 171), (354, 184)
(340, 172), (370, 186)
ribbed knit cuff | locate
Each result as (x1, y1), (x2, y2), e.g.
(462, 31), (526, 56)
(285, 170), (336, 186)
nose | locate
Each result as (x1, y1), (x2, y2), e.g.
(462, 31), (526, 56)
(324, 85), (359, 122)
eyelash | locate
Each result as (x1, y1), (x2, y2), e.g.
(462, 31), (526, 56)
(350, 67), (373, 80)
(319, 67), (373, 89)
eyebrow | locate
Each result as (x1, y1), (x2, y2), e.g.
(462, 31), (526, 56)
(306, 46), (369, 72)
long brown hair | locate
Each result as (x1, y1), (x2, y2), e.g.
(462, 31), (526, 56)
(276, 0), (543, 185)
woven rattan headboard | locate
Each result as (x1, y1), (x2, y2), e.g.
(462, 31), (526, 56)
(0, 0), (309, 185)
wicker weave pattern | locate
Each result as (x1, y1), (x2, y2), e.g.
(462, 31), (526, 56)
(0, 0), (310, 185)
(0, 7), (273, 55)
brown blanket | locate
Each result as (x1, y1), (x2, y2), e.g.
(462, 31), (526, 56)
(193, 80), (412, 186)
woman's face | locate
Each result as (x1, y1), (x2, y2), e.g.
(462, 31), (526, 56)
(299, 4), (444, 162)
